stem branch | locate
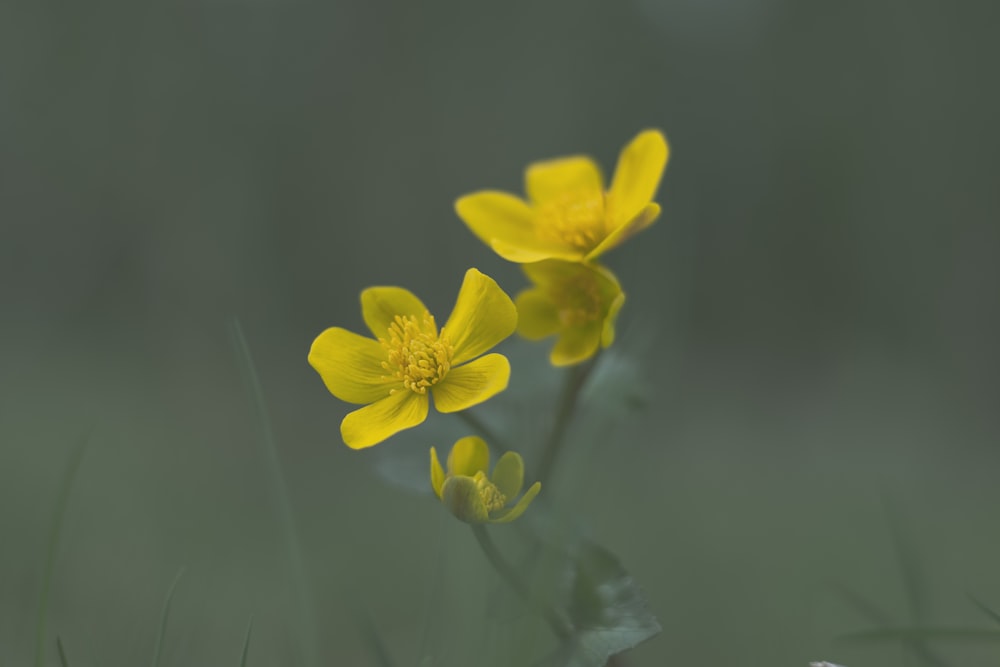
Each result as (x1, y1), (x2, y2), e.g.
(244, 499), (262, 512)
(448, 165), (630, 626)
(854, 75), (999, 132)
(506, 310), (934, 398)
(471, 524), (573, 639)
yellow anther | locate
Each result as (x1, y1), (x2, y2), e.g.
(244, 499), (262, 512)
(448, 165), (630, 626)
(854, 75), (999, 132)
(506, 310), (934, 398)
(473, 470), (507, 513)
(380, 313), (454, 394)
(535, 188), (607, 252)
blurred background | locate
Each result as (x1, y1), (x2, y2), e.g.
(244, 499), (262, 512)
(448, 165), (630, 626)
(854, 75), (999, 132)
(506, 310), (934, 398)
(2, 0), (999, 664)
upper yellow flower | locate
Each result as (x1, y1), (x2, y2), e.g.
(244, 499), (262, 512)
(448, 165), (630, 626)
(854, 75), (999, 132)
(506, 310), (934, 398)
(309, 268), (517, 449)
(516, 260), (624, 366)
(455, 129), (669, 264)
(430, 436), (541, 524)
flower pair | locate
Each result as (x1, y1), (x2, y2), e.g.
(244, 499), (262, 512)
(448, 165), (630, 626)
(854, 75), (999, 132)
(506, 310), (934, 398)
(456, 129), (669, 366)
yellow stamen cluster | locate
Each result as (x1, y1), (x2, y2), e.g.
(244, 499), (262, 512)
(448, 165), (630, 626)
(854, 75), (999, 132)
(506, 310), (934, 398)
(553, 274), (603, 327)
(381, 313), (454, 394)
(473, 470), (507, 513)
(535, 188), (607, 252)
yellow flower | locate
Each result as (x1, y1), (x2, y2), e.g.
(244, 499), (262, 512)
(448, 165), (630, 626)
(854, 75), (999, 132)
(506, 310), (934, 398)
(455, 129), (669, 264)
(516, 260), (625, 366)
(308, 269), (517, 449)
(430, 436), (541, 524)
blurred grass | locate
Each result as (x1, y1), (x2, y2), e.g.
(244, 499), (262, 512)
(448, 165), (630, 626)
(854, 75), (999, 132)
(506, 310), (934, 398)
(229, 319), (319, 667)
(238, 618), (252, 667)
(34, 437), (88, 667)
(56, 637), (69, 667)
(150, 569), (184, 667)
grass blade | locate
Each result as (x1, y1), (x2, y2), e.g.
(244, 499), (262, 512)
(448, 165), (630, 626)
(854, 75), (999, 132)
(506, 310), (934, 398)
(35, 435), (88, 667)
(229, 319), (318, 667)
(56, 636), (69, 667)
(881, 497), (951, 667)
(239, 617), (253, 667)
(351, 595), (396, 667)
(845, 626), (1000, 643)
(835, 582), (949, 666)
(969, 595), (1000, 626)
(151, 568), (184, 667)
(882, 497), (926, 626)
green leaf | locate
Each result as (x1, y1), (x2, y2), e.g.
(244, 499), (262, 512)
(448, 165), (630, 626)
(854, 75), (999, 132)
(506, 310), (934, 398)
(558, 536), (661, 666)
(515, 528), (661, 667)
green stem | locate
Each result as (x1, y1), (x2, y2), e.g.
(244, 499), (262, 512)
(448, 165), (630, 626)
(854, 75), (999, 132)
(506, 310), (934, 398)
(470, 525), (573, 639)
(455, 410), (508, 453)
(535, 353), (601, 486)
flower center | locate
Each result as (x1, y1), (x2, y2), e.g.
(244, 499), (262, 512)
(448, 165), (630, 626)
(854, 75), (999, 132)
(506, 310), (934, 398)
(535, 188), (608, 252)
(473, 471), (507, 513)
(380, 313), (454, 394)
(552, 274), (603, 327)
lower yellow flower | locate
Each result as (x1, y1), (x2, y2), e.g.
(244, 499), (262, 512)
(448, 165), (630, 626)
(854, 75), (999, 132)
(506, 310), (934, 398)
(515, 260), (625, 366)
(309, 269), (517, 449)
(430, 436), (541, 524)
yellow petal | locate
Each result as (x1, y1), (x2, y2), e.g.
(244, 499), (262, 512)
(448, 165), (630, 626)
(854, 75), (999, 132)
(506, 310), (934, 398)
(491, 451), (524, 500)
(441, 475), (490, 523)
(550, 321), (602, 367)
(431, 353), (510, 413)
(455, 192), (582, 263)
(515, 289), (560, 340)
(521, 257), (586, 287)
(607, 129), (669, 227)
(340, 390), (428, 449)
(584, 202), (660, 262)
(524, 156), (604, 206)
(308, 327), (397, 404)
(442, 268), (517, 365)
(490, 482), (541, 524)
(446, 435), (489, 476)
(488, 237), (584, 263)
(361, 286), (430, 340)
(602, 290), (626, 349)
(430, 446), (446, 498)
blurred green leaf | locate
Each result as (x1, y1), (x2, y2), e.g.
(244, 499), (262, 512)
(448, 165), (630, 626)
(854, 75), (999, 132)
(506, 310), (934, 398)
(558, 535), (661, 666)
(510, 527), (660, 667)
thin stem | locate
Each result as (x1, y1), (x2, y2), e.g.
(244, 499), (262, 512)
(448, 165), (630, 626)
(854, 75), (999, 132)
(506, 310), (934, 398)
(470, 525), (573, 639)
(455, 410), (508, 452)
(535, 353), (601, 486)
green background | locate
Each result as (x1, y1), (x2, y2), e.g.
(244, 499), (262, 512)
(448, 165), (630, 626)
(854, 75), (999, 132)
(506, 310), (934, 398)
(2, 0), (998, 664)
